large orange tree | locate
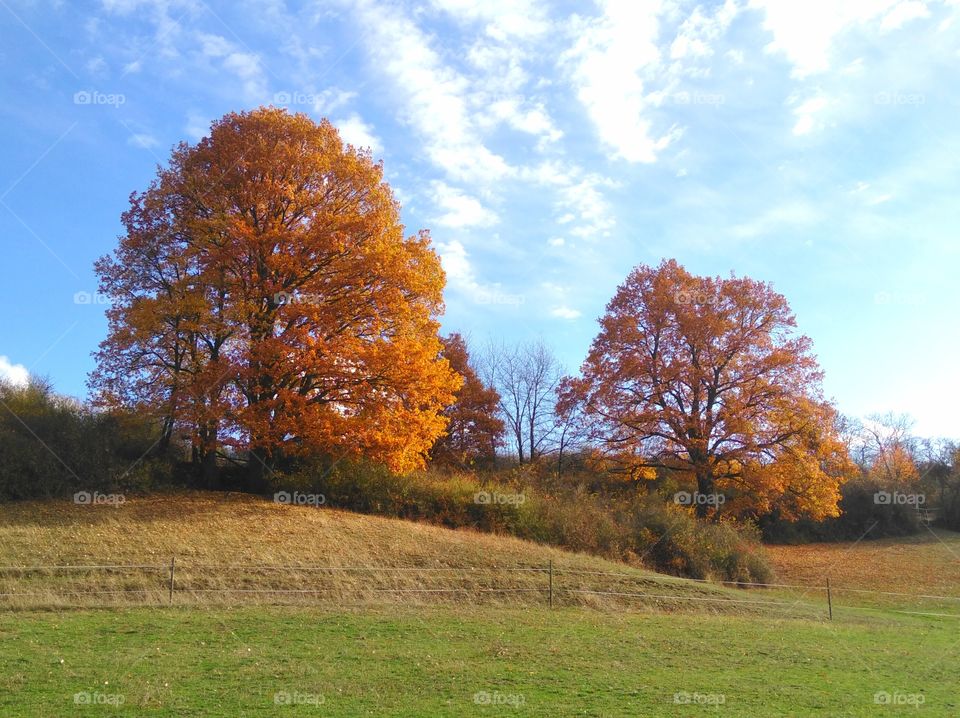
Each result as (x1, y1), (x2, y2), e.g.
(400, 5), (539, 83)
(91, 108), (460, 483)
(560, 259), (854, 519)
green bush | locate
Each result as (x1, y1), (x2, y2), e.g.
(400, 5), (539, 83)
(760, 478), (922, 543)
(0, 380), (173, 500)
(272, 459), (772, 583)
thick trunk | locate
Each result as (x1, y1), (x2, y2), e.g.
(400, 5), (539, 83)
(694, 463), (714, 520)
(201, 447), (218, 488)
(198, 420), (219, 488)
(247, 447), (274, 490)
(157, 416), (174, 454)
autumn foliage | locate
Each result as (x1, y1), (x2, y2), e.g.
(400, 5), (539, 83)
(560, 259), (855, 520)
(429, 333), (504, 466)
(90, 108), (460, 480)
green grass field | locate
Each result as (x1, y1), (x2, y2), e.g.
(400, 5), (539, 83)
(2, 605), (957, 716)
(2, 493), (959, 715)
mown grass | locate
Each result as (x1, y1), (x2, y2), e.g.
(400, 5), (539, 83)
(1, 605), (957, 717)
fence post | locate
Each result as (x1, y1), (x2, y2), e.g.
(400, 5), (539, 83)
(548, 560), (553, 609)
(168, 557), (176, 605)
(826, 577), (832, 621)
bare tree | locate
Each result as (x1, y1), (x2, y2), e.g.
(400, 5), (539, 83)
(862, 412), (919, 483)
(481, 339), (561, 464)
(522, 340), (562, 462)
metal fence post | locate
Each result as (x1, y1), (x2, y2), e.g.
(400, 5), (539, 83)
(826, 577), (833, 621)
(548, 560), (554, 609)
(168, 557), (176, 605)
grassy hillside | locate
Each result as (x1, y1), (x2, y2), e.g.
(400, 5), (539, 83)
(2, 491), (959, 715)
(0, 491), (766, 613)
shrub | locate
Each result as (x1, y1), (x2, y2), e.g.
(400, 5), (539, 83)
(271, 459), (772, 583)
(0, 380), (174, 500)
(760, 478), (922, 543)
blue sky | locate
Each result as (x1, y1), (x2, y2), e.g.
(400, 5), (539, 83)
(1, 0), (958, 438)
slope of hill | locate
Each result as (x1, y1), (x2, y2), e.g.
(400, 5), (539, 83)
(0, 491), (770, 613)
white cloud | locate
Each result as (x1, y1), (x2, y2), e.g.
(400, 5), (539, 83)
(85, 57), (108, 75)
(748, 0), (940, 77)
(551, 305), (582, 320)
(312, 88), (357, 116)
(483, 99), (563, 145)
(670, 0), (740, 61)
(547, 237), (565, 247)
(0, 356), (29, 387)
(184, 112), (209, 141)
(436, 239), (480, 293)
(196, 33), (266, 99)
(222, 51), (266, 99)
(792, 94), (829, 135)
(352, 0), (512, 185)
(127, 133), (159, 148)
(429, 181), (498, 228)
(525, 161), (617, 238)
(335, 113), (383, 154)
(850, 180), (894, 206)
(881, 0), (931, 30)
(731, 201), (822, 238)
(563, 0), (680, 163)
(429, 0), (548, 39)
(198, 32), (232, 58)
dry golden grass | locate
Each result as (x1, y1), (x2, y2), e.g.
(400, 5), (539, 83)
(766, 530), (960, 592)
(0, 491), (783, 614)
(765, 529), (960, 613)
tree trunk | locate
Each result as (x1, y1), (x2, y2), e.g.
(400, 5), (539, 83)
(694, 463), (714, 520)
(247, 447), (273, 491)
(201, 447), (218, 488)
(157, 415), (174, 454)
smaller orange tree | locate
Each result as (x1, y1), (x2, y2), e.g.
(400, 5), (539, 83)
(430, 333), (504, 466)
(559, 259), (855, 519)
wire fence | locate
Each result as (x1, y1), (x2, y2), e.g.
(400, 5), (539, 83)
(1, 561), (958, 619)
